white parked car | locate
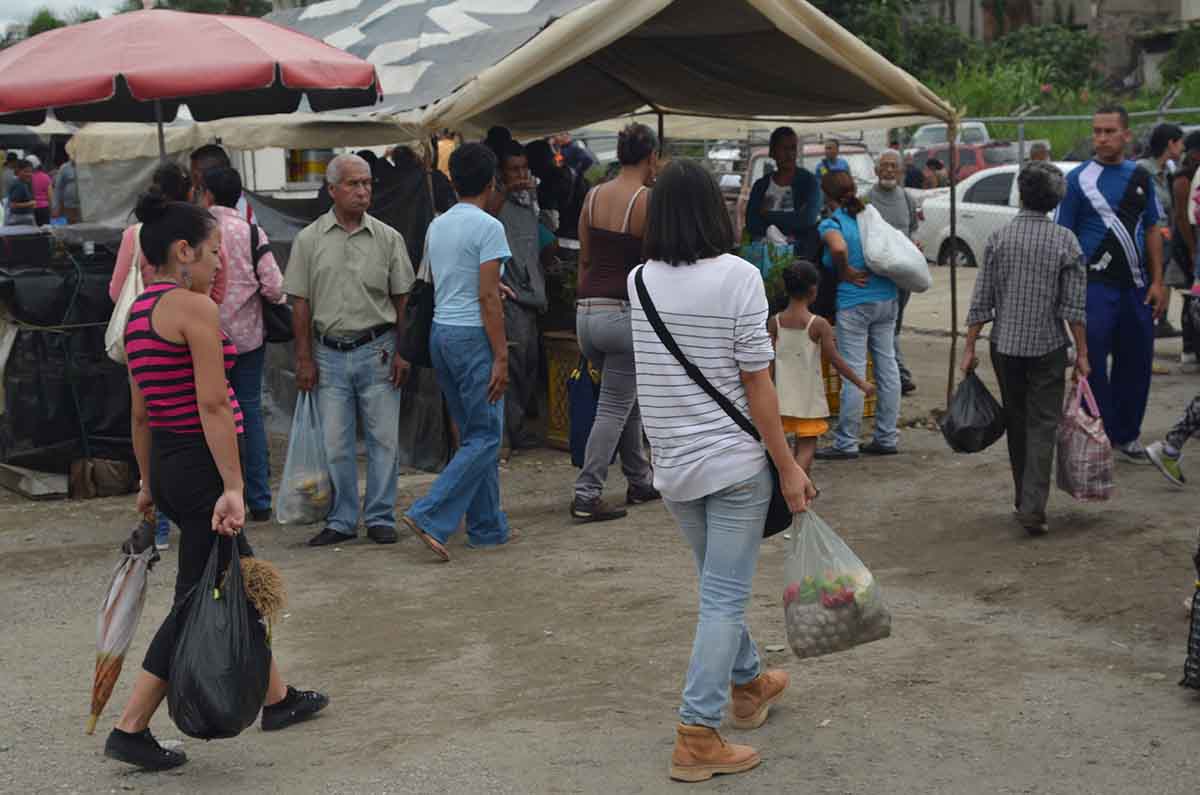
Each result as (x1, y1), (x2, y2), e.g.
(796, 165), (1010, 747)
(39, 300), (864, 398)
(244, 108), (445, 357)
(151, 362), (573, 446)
(913, 161), (1078, 268)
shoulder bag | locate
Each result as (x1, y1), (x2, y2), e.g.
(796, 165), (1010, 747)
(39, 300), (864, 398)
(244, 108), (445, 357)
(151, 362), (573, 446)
(250, 223), (294, 344)
(105, 224), (144, 364)
(633, 267), (792, 538)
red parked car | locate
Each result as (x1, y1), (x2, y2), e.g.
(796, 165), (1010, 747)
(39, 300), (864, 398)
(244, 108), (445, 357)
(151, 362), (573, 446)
(910, 142), (1017, 184)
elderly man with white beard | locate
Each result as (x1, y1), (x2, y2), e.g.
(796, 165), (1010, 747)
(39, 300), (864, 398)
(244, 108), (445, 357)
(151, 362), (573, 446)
(867, 150), (920, 395)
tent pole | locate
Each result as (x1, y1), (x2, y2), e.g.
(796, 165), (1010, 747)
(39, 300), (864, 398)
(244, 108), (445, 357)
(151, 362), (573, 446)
(657, 111), (664, 155)
(154, 99), (166, 161)
(946, 121), (960, 409)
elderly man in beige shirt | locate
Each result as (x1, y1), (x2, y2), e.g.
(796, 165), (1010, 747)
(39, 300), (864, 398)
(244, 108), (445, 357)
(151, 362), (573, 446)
(285, 153), (416, 548)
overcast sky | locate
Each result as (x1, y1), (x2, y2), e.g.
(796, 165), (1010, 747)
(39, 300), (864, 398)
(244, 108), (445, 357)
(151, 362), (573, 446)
(2, 1), (125, 32)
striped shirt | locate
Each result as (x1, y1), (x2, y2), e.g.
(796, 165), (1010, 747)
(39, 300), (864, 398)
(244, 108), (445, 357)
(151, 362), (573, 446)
(628, 255), (774, 503)
(126, 283), (244, 435)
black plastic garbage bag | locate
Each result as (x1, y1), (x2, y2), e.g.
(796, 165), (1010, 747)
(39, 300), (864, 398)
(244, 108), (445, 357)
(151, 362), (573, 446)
(941, 372), (1005, 453)
(167, 537), (271, 740)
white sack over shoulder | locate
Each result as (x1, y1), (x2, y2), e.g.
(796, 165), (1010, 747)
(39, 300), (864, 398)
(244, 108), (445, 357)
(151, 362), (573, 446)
(857, 204), (931, 293)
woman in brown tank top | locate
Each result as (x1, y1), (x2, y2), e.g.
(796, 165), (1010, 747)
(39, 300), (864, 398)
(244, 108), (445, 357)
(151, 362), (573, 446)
(570, 123), (661, 522)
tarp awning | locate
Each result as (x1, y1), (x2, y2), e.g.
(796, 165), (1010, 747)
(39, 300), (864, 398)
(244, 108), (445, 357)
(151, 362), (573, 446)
(269, 0), (955, 137)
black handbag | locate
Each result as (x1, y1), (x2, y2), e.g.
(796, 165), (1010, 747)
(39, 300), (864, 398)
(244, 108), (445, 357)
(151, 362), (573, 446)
(633, 267), (792, 538)
(250, 224), (294, 344)
(400, 244), (434, 367)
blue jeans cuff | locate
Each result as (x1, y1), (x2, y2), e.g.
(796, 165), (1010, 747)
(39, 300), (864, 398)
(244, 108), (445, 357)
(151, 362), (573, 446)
(466, 528), (509, 547)
(404, 509), (449, 545)
(678, 712), (721, 730)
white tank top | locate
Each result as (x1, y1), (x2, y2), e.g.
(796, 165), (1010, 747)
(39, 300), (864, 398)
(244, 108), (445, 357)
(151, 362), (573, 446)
(774, 315), (830, 419)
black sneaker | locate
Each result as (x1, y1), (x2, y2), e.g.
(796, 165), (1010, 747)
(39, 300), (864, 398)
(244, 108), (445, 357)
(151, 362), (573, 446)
(261, 686), (329, 732)
(367, 525), (399, 544)
(861, 441), (899, 456)
(1156, 320), (1182, 339)
(249, 508), (273, 523)
(901, 379), (917, 396)
(626, 484), (662, 505)
(815, 446), (859, 461)
(570, 496), (628, 523)
(308, 527), (355, 547)
(104, 728), (187, 771)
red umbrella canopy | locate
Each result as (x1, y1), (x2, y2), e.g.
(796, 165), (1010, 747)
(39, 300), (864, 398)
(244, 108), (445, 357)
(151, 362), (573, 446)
(0, 9), (380, 125)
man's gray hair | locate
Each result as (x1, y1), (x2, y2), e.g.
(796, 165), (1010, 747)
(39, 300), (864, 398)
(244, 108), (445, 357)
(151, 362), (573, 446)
(326, 153), (369, 185)
(877, 150), (902, 168)
(1018, 161), (1066, 213)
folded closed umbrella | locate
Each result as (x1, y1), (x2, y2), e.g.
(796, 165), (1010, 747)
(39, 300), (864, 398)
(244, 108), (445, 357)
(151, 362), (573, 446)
(86, 517), (159, 735)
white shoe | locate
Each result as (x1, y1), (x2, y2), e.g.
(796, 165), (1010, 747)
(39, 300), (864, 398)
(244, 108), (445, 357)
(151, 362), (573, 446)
(1113, 440), (1151, 465)
(1146, 441), (1186, 486)
(1182, 352), (1198, 365)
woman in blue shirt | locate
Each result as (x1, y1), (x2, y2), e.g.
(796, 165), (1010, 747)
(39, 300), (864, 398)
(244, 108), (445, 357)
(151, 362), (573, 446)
(744, 126), (823, 261)
(814, 170), (902, 460)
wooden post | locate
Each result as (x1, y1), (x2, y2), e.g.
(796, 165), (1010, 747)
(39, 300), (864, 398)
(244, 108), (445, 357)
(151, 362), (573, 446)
(946, 118), (960, 409)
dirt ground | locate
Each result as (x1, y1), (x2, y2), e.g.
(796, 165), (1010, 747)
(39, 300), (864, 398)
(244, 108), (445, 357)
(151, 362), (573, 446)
(3, 270), (1200, 794)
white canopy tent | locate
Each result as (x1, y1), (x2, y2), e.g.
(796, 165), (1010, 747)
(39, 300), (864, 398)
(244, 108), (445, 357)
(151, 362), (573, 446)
(578, 107), (939, 141)
(69, 112), (422, 165)
(410, 0), (955, 137)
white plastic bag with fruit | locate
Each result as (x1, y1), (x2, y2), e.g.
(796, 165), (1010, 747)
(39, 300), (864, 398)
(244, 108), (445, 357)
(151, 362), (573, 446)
(783, 511), (891, 659)
(276, 393), (332, 525)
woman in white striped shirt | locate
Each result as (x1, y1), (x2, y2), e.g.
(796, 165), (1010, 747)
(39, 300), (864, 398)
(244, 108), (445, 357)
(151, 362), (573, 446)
(629, 159), (814, 782)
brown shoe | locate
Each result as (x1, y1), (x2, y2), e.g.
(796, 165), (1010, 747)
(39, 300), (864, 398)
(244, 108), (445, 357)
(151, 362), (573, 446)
(669, 723), (759, 783)
(729, 669), (789, 730)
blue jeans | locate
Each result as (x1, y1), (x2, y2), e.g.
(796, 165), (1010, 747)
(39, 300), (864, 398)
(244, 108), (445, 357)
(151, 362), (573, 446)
(228, 345), (270, 512)
(665, 464), (771, 728)
(1086, 282), (1154, 445)
(314, 335), (402, 535)
(406, 323), (509, 547)
(833, 299), (901, 452)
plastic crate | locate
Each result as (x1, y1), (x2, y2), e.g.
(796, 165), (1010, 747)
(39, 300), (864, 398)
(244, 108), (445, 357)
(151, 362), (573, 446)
(543, 330), (580, 451)
(822, 352), (875, 418)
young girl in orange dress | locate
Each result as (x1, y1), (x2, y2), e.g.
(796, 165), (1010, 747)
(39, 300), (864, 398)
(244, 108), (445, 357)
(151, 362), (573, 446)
(769, 261), (874, 474)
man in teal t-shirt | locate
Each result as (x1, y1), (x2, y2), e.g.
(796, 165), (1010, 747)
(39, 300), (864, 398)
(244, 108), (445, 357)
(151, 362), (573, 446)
(815, 181), (902, 461)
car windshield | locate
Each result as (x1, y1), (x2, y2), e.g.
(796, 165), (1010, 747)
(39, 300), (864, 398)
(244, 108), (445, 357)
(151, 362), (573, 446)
(961, 126), (988, 144)
(983, 146), (1017, 165)
(752, 152), (876, 191)
(912, 126), (948, 147)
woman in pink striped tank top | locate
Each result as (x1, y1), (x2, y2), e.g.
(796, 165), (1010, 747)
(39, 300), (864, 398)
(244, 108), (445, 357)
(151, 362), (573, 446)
(104, 191), (327, 772)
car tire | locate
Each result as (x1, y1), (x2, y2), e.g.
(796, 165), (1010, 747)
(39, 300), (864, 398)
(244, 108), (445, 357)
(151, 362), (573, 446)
(937, 238), (977, 269)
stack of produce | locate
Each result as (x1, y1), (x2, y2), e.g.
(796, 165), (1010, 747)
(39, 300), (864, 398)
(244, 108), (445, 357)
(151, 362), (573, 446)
(783, 569), (891, 659)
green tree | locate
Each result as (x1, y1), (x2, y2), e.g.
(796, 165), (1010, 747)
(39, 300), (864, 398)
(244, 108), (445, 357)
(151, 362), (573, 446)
(990, 24), (1101, 88)
(903, 20), (980, 82)
(26, 8), (65, 37)
(68, 8), (101, 24)
(810, 0), (912, 65)
(118, 0), (271, 14)
(1162, 25), (1200, 86)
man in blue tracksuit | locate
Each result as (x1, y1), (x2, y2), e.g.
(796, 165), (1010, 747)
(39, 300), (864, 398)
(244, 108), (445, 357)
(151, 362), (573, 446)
(1056, 105), (1167, 462)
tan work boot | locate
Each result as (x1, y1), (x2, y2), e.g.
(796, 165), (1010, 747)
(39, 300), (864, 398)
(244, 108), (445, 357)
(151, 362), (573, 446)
(730, 669), (790, 730)
(669, 723), (760, 783)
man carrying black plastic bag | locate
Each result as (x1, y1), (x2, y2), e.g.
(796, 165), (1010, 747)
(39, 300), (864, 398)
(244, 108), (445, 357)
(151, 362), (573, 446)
(961, 162), (1090, 536)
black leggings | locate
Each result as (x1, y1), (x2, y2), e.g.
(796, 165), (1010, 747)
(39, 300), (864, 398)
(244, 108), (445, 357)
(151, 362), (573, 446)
(142, 431), (252, 680)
